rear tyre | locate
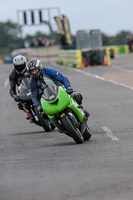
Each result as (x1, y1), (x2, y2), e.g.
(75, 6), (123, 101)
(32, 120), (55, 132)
(83, 125), (92, 141)
(35, 108), (51, 132)
(61, 115), (84, 144)
(38, 116), (52, 132)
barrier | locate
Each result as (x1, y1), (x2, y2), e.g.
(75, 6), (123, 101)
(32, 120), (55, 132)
(0, 59), (3, 65)
(104, 45), (130, 55)
(82, 49), (104, 66)
(124, 45), (129, 54)
(59, 48), (110, 68)
(28, 45), (60, 63)
(59, 50), (84, 68)
(114, 46), (119, 54)
(119, 45), (125, 54)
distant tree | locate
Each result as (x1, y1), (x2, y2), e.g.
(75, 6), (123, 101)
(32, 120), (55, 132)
(102, 31), (133, 46)
(113, 31), (132, 45)
(102, 33), (115, 46)
(1, 20), (133, 55)
(0, 20), (24, 54)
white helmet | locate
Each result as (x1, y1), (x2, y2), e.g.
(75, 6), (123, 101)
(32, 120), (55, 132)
(13, 55), (27, 74)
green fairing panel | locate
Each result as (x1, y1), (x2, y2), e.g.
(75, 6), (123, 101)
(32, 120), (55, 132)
(68, 98), (84, 122)
(41, 87), (70, 115)
(41, 86), (85, 123)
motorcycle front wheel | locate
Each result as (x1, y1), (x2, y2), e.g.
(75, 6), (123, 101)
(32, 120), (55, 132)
(61, 115), (84, 144)
(83, 125), (92, 141)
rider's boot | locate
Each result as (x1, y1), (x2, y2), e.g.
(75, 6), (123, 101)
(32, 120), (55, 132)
(84, 109), (90, 118)
(25, 108), (34, 123)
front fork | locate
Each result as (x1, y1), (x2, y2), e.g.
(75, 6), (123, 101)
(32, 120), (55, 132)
(48, 115), (65, 132)
(48, 112), (86, 135)
(48, 97), (86, 133)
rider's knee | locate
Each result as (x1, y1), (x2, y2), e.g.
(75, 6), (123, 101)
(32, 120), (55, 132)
(72, 92), (83, 105)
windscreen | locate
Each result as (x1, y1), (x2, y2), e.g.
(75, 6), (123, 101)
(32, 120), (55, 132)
(21, 78), (30, 90)
(42, 85), (59, 101)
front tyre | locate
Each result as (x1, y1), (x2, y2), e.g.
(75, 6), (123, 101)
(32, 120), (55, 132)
(61, 115), (84, 144)
(83, 125), (92, 141)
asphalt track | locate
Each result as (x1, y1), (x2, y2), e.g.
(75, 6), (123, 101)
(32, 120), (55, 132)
(0, 54), (133, 200)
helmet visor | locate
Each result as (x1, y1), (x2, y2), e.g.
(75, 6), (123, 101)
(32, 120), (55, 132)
(14, 63), (26, 73)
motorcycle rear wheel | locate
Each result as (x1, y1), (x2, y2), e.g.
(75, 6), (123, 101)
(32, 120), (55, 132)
(37, 115), (52, 132)
(61, 115), (84, 144)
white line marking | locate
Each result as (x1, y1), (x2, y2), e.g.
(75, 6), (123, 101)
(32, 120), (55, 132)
(102, 126), (119, 141)
(71, 68), (133, 90)
(112, 65), (133, 74)
(53, 63), (133, 90)
(4, 79), (9, 88)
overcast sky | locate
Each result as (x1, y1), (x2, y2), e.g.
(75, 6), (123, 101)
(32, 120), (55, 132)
(0, 0), (133, 37)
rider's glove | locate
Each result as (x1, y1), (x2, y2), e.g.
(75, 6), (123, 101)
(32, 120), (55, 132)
(13, 95), (20, 102)
(66, 87), (74, 94)
(24, 72), (29, 76)
(37, 106), (43, 114)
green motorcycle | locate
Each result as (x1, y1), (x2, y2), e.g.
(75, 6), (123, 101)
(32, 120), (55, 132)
(41, 85), (92, 144)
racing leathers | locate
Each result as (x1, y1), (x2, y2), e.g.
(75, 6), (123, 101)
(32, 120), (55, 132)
(30, 67), (71, 108)
(9, 69), (24, 99)
(9, 69), (33, 121)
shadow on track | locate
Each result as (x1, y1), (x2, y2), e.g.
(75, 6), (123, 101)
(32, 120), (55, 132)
(11, 130), (46, 135)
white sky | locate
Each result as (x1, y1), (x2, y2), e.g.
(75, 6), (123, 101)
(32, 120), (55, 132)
(0, 0), (133, 37)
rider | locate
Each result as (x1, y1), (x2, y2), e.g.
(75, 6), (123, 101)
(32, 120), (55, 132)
(26, 58), (89, 117)
(9, 55), (34, 122)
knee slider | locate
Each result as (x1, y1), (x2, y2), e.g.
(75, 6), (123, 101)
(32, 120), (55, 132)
(72, 93), (83, 105)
